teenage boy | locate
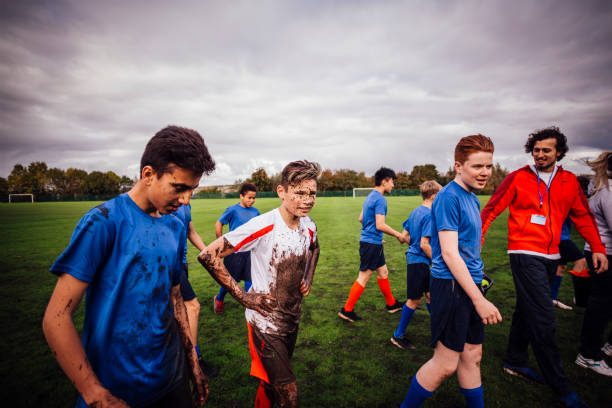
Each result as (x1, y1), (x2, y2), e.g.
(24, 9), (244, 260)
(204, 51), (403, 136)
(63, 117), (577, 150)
(390, 180), (442, 350)
(174, 203), (219, 377)
(199, 161), (321, 408)
(213, 182), (260, 314)
(552, 218), (588, 310)
(42, 126), (220, 407)
(338, 167), (404, 323)
(400, 134), (502, 408)
(481, 126), (608, 408)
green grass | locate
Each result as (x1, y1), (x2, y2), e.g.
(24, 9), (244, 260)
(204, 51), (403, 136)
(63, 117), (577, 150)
(0, 197), (610, 407)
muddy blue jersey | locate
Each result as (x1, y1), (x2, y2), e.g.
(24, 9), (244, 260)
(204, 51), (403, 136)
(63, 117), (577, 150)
(50, 194), (186, 407)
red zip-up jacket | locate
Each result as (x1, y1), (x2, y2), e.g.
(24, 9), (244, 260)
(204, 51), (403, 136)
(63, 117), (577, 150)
(481, 165), (606, 256)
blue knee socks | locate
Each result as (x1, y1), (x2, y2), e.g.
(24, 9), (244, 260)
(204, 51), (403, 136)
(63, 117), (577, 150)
(394, 305), (416, 338)
(460, 385), (484, 408)
(401, 376), (433, 408)
(551, 275), (563, 300)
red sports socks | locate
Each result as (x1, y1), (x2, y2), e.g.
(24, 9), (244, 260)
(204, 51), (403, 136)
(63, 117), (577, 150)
(377, 277), (396, 306)
(344, 280), (365, 311)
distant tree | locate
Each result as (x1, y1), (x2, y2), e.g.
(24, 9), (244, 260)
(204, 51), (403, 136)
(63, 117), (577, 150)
(7, 164), (30, 193)
(409, 164), (440, 188)
(269, 172), (281, 189)
(247, 168), (272, 191)
(439, 166), (456, 186)
(318, 169), (334, 191)
(482, 163), (509, 194)
(119, 175), (134, 193)
(27, 161), (50, 195)
(332, 169), (359, 191)
(47, 167), (68, 194)
(83, 171), (121, 195)
(395, 171), (412, 189)
(0, 177), (8, 197)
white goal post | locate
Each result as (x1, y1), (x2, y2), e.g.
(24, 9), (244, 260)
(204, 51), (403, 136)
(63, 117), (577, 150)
(9, 193), (34, 203)
(352, 188), (374, 198)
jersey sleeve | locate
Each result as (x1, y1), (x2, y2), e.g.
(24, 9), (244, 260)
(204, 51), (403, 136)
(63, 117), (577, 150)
(434, 193), (460, 232)
(49, 206), (114, 283)
(374, 195), (387, 215)
(402, 217), (410, 232)
(218, 206), (233, 225)
(224, 215), (272, 253)
(421, 213), (433, 238)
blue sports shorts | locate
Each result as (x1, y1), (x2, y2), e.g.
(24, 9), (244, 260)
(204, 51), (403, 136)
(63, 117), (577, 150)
(406, 262), (430, 300)
(359, 241), (386, 271)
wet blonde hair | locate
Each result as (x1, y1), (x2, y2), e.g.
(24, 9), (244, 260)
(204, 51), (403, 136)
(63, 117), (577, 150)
(586, 151), (612, 195)
(280, 160), (322, 188)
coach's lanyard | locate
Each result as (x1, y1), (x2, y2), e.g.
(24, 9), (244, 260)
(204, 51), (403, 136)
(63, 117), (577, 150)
(536, 169), (553, 209)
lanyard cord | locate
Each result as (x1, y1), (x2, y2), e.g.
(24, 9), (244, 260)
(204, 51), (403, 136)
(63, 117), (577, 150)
(536, 169), (553, 208)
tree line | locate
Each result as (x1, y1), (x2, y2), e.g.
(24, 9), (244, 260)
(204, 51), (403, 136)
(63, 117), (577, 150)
(239, 163), (510, 194)
(1, 162), (135, 198)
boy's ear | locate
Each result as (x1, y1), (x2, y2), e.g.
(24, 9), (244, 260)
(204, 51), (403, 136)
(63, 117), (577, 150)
(276, 184), (285, 199)
(141, 165), (155, 185)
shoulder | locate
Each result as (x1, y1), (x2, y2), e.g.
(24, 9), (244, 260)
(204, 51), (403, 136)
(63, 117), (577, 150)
(301, 215), (317, 231)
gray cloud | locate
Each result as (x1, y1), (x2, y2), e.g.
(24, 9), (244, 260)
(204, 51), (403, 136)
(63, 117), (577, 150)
(1, 0), (611, 185)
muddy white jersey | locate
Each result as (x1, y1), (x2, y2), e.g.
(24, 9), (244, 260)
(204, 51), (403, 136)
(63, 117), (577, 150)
(224, 208), (317, 335)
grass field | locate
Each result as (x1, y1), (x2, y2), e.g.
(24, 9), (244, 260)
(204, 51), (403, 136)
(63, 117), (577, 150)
(0, 196), (610, 407)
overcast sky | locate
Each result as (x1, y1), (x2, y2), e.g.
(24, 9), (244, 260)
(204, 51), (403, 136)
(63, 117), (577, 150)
(1, 0), (611, 186)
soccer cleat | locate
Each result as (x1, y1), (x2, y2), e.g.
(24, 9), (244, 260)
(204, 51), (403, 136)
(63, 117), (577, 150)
(386, 300), (404, 314)
(390, 335), (416, 350)
(602, 342), (612, 357)
(575, 354), (612, 377)
(502, 363), (546, 384)
(559, 391), (589, 408)
(198, 357), (219, 378)
(213, 295), (224, 315)
(553, 299), (573, 310)
(338, 307), (362, 322)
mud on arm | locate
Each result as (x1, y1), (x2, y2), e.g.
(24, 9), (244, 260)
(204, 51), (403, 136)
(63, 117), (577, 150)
(301, 238), (320, 296)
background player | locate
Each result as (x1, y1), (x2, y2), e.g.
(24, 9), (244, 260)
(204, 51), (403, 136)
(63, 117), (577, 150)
(400, 134), (501, 408)
(338, 167), (404, 323)
(552, 218), (588, 310)
(213, 183), (260, 314)
(481, 126), (607, 408)
(174, 203), (219, 377)
(199, 160), (321, 408)
(42, 126), (215, 407)
(390, 180), (442, 350)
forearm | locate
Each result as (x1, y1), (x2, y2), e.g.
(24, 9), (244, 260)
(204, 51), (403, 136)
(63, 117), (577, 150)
(421, 242), (432, 259)
(303, 243), (320, 288)
(188, 230), (206, 252)
(214, 221), (224, 238)
(172, 287), (196, 360)
(377, 222), (401, 239)
(198, 237), (246, 302)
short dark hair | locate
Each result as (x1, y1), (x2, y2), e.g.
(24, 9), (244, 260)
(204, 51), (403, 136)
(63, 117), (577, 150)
(280, 160), (321, 188)
(239, 183), (257, 195)
(524, 126), (568, 161)
(140, 125), (216, 177)
(374, 167), (396, 186)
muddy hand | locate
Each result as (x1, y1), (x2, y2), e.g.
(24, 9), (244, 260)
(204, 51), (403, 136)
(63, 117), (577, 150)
(86, 389), (130, 407)
(241, 292), (276, 316)
(300, 279), (311, 297)
(191, 365), (209, 407)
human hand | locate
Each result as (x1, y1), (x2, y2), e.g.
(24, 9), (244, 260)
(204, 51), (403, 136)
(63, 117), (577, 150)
(239, 292), (277, 316)
(592, 252), (609, 274)
(84, 387), (130, 407)
(190, 364), (209, 407)
(300, 279), (311, 297)
(473, 297), (502, 325)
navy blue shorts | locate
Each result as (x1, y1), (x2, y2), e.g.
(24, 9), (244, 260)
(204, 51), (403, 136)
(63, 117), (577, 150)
(406, 262), (430, 300)
(559, 239), (584, 265)
(429, 277), (484, 352)
(224, 252), (252, 282)
(359, 241), (386, 271)
(179, 263), (197, 301)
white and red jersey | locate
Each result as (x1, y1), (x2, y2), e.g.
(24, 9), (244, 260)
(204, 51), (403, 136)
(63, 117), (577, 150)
(224, 208), (317, 335)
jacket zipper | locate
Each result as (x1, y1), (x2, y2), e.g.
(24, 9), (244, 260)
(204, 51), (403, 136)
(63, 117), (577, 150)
(546, 173), (554, 254)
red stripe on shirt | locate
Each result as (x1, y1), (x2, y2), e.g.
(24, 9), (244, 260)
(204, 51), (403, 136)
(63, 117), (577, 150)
(234, 224), (274, 251)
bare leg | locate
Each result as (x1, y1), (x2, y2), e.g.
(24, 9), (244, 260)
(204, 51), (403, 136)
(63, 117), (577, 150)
(415, 341), (460, 391)
(456, 343), (482, 389)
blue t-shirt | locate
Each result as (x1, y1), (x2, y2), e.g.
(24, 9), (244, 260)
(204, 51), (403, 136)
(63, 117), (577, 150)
(560, 218), (572, 241)
(360, 190), (387, 244)
(430, 181), (484, 283)
(50, 194), (186, 408)
(218, 203), (260, 231)
(174, 204), (192, 264)
(403, 205), (433, 265)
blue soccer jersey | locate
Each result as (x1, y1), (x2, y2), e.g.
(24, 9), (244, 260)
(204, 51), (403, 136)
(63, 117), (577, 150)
(560, 218), (572, 241)
(219, 203), (260, 231)
(360, 190), (387, 244)
(174, 204), (192, 264)
(50, 194), (187, 407)
(403, 205), (433, 265)
(430, 181), (484, 283)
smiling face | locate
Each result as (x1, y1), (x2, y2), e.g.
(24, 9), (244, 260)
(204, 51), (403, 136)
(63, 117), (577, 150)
(455, 151), (493, 192)
(532, 138), (560, 172)
(145, 164), (201, 215)
(240, 190), (256, 208)
(277, 179), (317, 218)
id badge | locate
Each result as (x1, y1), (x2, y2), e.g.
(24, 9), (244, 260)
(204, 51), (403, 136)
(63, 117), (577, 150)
(530, 214), (546, 226)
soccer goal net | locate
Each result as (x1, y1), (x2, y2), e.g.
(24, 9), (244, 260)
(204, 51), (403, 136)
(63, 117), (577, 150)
(9, 194), (34, 203)
(352, 188), (374, 198)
